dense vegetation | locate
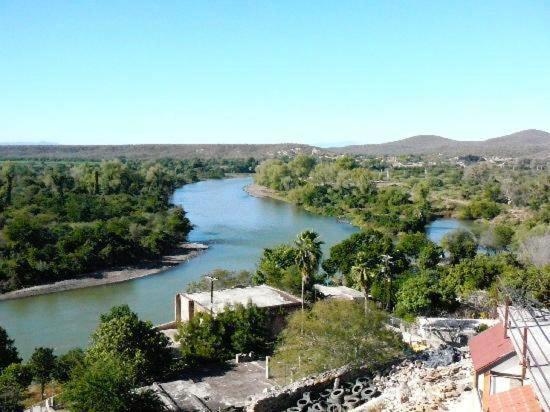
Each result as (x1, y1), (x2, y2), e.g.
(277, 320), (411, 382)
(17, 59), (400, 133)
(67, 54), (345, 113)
(255, 155), (549, 313)
(255, 155), (430, 233)
(0, 158), (255, 293)
(255, 154), (548, 233)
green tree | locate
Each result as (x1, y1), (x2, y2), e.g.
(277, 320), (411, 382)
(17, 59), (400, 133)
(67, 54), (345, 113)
(418, 242), (444, 270)
(176, 303), (272, 366)
(461, 198), (501, 219)
(1, 161), (15, 206)
(0, 364), (30, 412)
(186, 269), (252, 293)
(0, 327), (21, 372)
(86, 305), (171, 384)
(480, 225), (515, 253)
(0, 363), (32, 388)
(442, 254), (510, 297)
(395, 270), (455, 318)
(28, 347), (57, 400)
(396, 232), (431, 259)
(177, 312), (228, 366)
(218, 303), (271, 355)
(323, 230), (392, 276)
(271, 300), (403, 380)
(61, 355), (164, 412)
(441, 229), (478, 264)
(54, 348), (85, 383)
(294, 230), (323, 312)
(253, 244), (299, 294)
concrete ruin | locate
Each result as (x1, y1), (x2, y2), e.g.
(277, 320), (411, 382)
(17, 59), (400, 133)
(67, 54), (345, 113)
(157, 285), (302, 348)
(147, 360), (275, 411)
(313, 285), (365, 301)
(174, 284), (302, 325)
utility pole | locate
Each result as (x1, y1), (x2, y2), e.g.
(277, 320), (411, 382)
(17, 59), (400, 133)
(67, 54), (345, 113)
(205, 275), (217, 315)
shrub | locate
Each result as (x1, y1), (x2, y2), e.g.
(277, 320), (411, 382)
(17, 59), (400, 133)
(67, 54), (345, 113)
(271, 300), (404, 380)
(177, 303), (272, 367)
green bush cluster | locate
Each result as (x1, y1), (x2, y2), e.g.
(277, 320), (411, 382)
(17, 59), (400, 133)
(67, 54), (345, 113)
(177, 303), (272, 366)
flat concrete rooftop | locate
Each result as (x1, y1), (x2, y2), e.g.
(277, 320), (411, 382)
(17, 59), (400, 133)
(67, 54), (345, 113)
(314, 284), (364, 300)
(151, 361), (275, 411)
(180, 285), (301, 314)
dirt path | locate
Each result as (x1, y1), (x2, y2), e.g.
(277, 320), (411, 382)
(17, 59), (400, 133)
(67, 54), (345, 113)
(0, 243), (208, 301)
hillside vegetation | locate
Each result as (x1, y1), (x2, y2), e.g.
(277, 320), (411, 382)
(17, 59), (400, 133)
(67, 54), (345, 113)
(0, 144), (319, 160)
(1, 129), (549, 159)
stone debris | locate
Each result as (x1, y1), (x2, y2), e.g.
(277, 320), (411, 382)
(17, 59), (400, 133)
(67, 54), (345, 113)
(366, 346), (473, 412)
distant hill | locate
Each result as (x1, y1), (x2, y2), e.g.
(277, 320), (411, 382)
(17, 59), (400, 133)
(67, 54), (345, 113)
(0, 143), (323, 160)
(332, 129), (550, 158)
(0, 130), (548, 160)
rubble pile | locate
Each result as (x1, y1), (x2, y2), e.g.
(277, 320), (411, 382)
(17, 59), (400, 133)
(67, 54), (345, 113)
(367, 346), (473, 412)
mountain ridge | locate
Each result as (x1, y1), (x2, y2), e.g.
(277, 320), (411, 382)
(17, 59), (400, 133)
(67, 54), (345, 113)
(332, 129), (550, 157)
(0, 129), (548, 159)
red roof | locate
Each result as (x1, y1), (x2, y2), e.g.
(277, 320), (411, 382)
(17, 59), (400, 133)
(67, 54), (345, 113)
(468, 322), (515, 373)
(488, 385), (542, 412)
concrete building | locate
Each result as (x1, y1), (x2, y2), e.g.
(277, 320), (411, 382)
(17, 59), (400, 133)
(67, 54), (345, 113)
(313, 284), (365, 301)
(157, 285), (301, 350)
(175, 284), (301, 321)
(173, 285), (302, 334)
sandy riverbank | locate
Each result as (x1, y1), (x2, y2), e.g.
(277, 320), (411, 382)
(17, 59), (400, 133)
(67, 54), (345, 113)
(0, 243), (208, 301)
(244, 183), (281, 200)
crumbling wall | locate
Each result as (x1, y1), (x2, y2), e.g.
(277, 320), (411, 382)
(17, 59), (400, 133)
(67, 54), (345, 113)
(246, 359), (402, 412)
(246, 364), (359, 412)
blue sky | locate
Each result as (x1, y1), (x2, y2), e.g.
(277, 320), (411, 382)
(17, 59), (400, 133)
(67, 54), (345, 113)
(0, 1), (549, 146)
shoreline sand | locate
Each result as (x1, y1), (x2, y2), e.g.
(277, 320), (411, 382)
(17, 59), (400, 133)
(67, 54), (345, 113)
(244, 183), (282, 200)
(0, 242), (208, 301)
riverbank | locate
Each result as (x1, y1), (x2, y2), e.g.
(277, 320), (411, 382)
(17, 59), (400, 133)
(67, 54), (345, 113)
(244, 183), (283, 200)
(0, 242), (208, 301)
(245, 183), (360, 227)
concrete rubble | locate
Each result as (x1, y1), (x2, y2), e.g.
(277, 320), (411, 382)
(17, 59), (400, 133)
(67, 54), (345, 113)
(356, 346), (474, 412)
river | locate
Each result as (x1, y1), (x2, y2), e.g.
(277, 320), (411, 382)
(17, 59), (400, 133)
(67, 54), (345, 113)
(0, 177), (358, 359)
(0, 178), (473, 359)
(424, 217), (474, 245)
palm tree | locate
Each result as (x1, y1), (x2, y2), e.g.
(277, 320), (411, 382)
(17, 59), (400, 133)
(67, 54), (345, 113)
(378, 254), (395, 311)
(294, 230), (323, 314)
(350, 251), (377, 314)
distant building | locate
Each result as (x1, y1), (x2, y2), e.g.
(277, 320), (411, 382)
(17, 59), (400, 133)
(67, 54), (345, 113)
(174, 284), (302, 334)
